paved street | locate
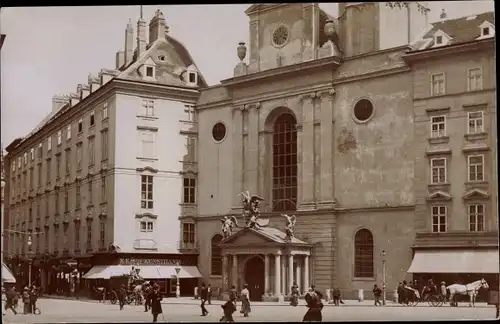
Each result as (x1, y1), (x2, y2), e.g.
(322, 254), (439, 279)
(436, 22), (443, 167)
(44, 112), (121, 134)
(2, 298), (497, 323)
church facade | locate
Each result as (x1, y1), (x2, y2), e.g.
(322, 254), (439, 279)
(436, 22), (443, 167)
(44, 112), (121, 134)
(189, 3), (431, 300)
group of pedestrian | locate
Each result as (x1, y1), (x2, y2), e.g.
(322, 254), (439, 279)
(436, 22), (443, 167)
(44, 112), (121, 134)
(3, 285), (38, 316)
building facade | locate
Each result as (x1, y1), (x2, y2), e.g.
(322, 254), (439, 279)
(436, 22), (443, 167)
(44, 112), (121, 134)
(4, 10), (205, 293)
(404, 11), (498, 295)
(190, 3), (433, 300)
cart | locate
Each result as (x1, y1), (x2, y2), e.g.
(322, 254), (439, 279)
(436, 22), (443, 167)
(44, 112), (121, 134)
(109, 274), (144, 305)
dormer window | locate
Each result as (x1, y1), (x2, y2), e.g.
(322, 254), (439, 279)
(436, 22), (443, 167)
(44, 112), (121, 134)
(436, 36), (443, 45)
(482, 27), (490, 36)
(146, 67), (154, 77)
(158, 55), (166, 61)
(184, 64), (198, 85)
(189, 72), (196, 83)
(432, 29), (451, 48)
(477, 21), (495, 40)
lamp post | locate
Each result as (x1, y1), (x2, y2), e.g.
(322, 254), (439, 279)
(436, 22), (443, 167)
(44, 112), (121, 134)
(27, 235), (33, 288)
(381, 250), (387, 306)
(174, 261), (181, 298)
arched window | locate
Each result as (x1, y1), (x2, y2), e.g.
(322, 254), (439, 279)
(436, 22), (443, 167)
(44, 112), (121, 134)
(354, 229), (374, 278)
(211, 234), (223, 275)
(272, 113), (298, 211)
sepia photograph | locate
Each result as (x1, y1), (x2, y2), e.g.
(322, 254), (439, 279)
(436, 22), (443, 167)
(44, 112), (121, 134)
(0, 2), (498, 322)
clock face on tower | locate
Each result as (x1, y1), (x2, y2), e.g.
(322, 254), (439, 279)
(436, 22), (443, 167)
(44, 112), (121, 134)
(272, 26), (290, 47)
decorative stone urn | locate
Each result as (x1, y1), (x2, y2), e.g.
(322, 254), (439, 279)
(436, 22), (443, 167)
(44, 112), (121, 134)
(324, 20), (335, 40)
(237, 42), (247, 61)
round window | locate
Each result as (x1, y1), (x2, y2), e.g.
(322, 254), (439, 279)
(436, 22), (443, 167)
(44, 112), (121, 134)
(353, 99), (374, 122)
(212, 122), (227, 142)
(272, 26), (289, 47)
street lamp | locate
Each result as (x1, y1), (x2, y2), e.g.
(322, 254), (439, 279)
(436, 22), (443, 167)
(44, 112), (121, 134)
(27, 235), (33, 288)
(381, 250), (387, 306)
(174, 261), (181, 298)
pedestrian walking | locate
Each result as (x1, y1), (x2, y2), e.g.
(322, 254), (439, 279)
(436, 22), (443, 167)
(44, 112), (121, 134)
(397, 282), (403, 304)
(290, 283), (299, 307)
(220, 294), (237, 322)
(144, 282), (152, 312)
(4, 287), (18, 315)
(118, 284), (127, 310)
(373, 284), (382, 306)
(150, 283), (163, 323)
(440, 281), (447, 302)
(30, 286), (38, 314)
(207, 284), (212, 305)
(303, 285), (323, 322)
(332, 286), (341, 306)
(22, 287), (31, 314)
(240, 284), (251, 317)
(200, 283), (209, 316)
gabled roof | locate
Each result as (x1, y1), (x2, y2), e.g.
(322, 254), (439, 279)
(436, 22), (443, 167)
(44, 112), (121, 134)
(220, 226), (309, 246)
(415, 11), (495, 50)
(245, 4), (282, 15)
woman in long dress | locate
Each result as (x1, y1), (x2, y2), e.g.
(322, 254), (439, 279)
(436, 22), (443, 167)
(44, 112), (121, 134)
(303, 285), (323, 322)
(240, 284), (251, 317)
(290, 283), (299, 307)
(150, 284), (163, 323)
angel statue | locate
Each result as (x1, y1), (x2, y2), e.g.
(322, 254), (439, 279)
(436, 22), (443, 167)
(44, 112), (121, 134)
(220, 215), (239, 239)
(281, 214), (297, 241)
(239, 191), (265, 228)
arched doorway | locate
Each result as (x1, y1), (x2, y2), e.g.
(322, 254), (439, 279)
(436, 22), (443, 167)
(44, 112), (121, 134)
(244, 256), (265, 301)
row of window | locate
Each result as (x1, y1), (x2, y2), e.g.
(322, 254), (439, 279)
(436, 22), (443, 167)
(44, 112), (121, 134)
(430, 67), (483, 96)
(11, 104), (109, 173)
(430, 110), (484, 138)
(430, 155), (484, 184)
(431, 204), (486, 233)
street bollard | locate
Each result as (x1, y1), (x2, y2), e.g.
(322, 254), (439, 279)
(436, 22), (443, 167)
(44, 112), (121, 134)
(358, 289), (364, 302)
(393, 289), (398, 303)
(194, 286), (199, 299)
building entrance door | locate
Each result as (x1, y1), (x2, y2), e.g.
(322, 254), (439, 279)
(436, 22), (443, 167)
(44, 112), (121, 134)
(244, 256), (265, 302)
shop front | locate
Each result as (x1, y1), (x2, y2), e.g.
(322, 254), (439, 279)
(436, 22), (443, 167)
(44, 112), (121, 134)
(83, 252), (201, 297)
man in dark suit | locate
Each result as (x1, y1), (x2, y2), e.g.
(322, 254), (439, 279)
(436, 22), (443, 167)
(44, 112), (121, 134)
(200, 283), (209, 316)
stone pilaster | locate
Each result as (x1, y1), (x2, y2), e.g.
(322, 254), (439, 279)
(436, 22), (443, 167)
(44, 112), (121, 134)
(298, 93), (317, 210)
(222, 254), (229, 293)
(317, 89), (336, 209)
(274, 253), (281, 296)
(231, 106), (245, 211)
(303, 255), (310, 294)
(245, 103), (260, 195)
(288, 254), (294, 295)
(264, 254), (269, 295)
(232, 255), (238, 288)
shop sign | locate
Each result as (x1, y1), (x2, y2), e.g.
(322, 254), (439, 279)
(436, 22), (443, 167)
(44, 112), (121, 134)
(118, 258), (181, 266)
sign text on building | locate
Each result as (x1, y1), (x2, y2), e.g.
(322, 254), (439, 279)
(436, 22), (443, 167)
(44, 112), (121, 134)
(118, 258), (181, 266)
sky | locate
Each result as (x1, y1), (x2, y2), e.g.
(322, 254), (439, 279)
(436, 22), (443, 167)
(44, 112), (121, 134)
(0, 2), (495, 148)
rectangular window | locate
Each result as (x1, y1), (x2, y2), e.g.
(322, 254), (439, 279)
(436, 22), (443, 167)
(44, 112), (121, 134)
(431, 206), (447, 233)
(44, 226), (49, 251)
(65, 149), (71, 175)
(140, 131), (155, 158)
(29, 169), (34, 190)
(86, 220), (92, 250)
(102, 103), (108, 120)
(76, 144), (82, 170)
(140, 221), (154, 232)
(101, 130), (108, 160)
(54, 225), (60, 251)
(88, 137), (95, 166)
(431, 158), (447, 184)
(90, 111), (95, 127)
(24, 152), (27, 164)
(431, 73), (445, 96)
(55, 190), (60, 214)
(430, 116), (446, 138)
(467, 111), (484, 134)
(182, 223), (195, 243)
(64, 189), (69, 212)
(74, 222), (80, 251)
(468, 204), (485, 232)
(187, 137), (196, 161)
(45, 195), (49, 217)
(183, 178), (196, 204)
(141, 175), (154, 209)
(468, 68), (483, 91)
(30, 148), (35, 161)
(66, 124), (72, 140)
(17, 157), (21, 168)
(63, 223), (69, 247)
(76, 183), (81, 209)
(56, 155), (61, 179)
(46, 159), (51, 184)
(468, 155), (484, 182)
(37, 164), (42, 187)
(57, 130), (62, 145)
(141, 99), (155, 116)
(99, 219), (106, 249)
(37, 143), (43, 158)
(88, 180), (93, 204)
(78, 119), (83, 133)
(146, 67), (154, 77)
(47, 137), (52, 151)
(101, 176), (107, 202)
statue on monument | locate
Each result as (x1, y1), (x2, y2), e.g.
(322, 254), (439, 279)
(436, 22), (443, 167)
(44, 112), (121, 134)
(220, 215), (239, 239)
(281, 214), (297, 241)
(239, 191), (266, 228)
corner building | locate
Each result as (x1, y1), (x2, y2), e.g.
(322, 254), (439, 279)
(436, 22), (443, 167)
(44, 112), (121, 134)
(4, 10), (205, 295)
(193, 3), (429, 300)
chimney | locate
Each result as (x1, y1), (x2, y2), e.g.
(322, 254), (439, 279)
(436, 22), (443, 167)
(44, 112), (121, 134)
(69, 93), (80, 107)
(124, 19), (134, 64)
(149, 9), (167, 43)
(137, 15), (148, 57)
(88, 74), (100, 93)
(52, 95), (70, 113)
(78, 84), (90, 100)
(115, 51), (125, 69)
(99, 68), (118, 86)
(440, 9), (447, 20)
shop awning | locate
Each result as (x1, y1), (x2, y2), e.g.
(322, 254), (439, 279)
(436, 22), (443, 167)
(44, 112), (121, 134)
(2, 262), (16, 283)
(83, 265), (202, 279)
(83, 265), (130, 279)
(158, 265), (202, 279)
(408, 250), (499, 273)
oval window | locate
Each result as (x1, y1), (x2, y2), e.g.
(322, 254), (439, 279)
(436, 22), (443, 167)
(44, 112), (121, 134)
(212, 122), (226, 142)
(353, 99), (374, 122)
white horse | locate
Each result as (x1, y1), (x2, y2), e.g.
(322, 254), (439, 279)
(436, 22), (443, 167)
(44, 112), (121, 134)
(447, 279), (489, 307)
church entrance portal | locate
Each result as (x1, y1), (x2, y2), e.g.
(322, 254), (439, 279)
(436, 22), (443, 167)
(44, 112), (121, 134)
(244, 256), (265, 301)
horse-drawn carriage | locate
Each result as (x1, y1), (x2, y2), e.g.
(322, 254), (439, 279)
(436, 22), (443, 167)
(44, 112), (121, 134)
(402, 286), (444, 307)
(108, 274), (145, 306)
